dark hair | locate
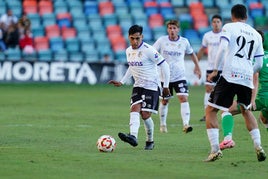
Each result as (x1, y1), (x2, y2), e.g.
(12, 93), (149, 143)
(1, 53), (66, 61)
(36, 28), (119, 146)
(211, 14), (222, 22)
(231, 4), (247, 20)
(166, 19), (180, 28)
(128, 25), (143, 35)
(256, 30), (264, 43)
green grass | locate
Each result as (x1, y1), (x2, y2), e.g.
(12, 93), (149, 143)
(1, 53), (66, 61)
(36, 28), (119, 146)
(0, 84), (267, 179)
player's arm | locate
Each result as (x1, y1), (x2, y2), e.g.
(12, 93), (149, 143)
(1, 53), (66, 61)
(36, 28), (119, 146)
(190, 52), (202, 79)
(108, 68), (132, 87)
(158, 60), (171, 98)
(197, 46), (206, 61)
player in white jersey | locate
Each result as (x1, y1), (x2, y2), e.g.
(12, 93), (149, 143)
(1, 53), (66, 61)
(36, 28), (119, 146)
(197, 15), (223, 122)
(109, 25), (171, 150)
(204, 4), (266, 162)
(153, 20), (201, 133)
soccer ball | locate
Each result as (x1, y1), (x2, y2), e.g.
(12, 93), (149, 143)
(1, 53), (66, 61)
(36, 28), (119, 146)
(96, 135), (116, 152)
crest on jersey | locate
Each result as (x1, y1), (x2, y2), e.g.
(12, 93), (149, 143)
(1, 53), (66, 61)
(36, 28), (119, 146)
(154, 53), (159, 59)
(138, 51), (142, 57)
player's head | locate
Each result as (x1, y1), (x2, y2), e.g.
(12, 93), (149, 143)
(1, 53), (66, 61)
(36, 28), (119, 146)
(128, 25), (143, 49)
(211, 15), (222, 32)
(166, 20), (180, 40)
(231, 4), (247, 21)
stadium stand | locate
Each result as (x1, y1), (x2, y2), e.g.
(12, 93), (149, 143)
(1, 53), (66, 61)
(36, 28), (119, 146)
(0, 0), (267, 62)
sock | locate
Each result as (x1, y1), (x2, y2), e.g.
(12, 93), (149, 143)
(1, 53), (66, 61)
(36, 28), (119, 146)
(181, 102), (190, 126)
(204, 92), (210, 109)
(207, 128), (220, 153)
(249, 128), (261, 149)
(221, 112), (234, 141)
(159, 103), (168, 126)
(143, 117), (154, 142)
(129, 112), (140, 139)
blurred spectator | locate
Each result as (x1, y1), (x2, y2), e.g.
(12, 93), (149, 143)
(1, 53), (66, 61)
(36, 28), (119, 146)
(0, 22), (6, 51)
(101, 53), (112, 63)
(19, 28), (35, 54)
(4, 21), (19, 49)
(0, 9), (18, 32)
(18, 13), (31, 38)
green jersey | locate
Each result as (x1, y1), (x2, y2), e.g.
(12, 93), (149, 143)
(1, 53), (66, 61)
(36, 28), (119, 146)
(257, 51), (268, 98)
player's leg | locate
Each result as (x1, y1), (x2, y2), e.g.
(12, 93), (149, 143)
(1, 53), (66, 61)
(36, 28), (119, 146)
(159, 83), (172, 133)
(118, 87), (142, 147)
(259, 110), (268, 131)
(174, 80), (192, 133)
(219, 101), (240, 150)
(238, 86), (266, 162)
(159, 99), (169, 133)
(141, 88), (159, 150)
(204, 77), (233, 162)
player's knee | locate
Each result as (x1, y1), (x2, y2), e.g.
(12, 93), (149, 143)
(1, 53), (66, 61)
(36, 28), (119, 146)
(141, 111), (151, 120)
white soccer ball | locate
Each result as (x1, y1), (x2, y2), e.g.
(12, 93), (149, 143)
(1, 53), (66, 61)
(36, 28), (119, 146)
(96, 135), (116, 152)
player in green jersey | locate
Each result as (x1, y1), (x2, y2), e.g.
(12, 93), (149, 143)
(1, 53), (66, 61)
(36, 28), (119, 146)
(220, 30), (268, 150)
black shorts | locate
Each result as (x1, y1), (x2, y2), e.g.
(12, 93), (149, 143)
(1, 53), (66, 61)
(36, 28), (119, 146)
(162, 80), (189, 96)
(205, 70), (222, 85)
(131, 87), (160, 114)
(208, 77), (252, 111)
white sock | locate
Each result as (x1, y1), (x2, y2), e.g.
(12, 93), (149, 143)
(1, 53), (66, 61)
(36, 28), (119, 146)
(159, 103), (168, 126)
(204, 92), (210, 109)
(249, 128), (261, 149)
(207, 128), (220, 153)
(181, 102), (190, 126)
(129, 112), (140, 139)
(143, 117), (154, 142)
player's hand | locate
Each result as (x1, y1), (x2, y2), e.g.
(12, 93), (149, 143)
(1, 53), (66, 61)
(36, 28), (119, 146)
(162, 87), (171, 100)
(207, 71), (218, 82)
(250, 100), (257, 111)
(108, 80), (122, 87)
(194, 66), (202, 79)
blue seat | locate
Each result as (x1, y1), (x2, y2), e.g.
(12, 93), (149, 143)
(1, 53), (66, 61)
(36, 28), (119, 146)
(69, 52), (84, 62)
(22, 51), (37, 61)
(84, 1), (98, 16)
(53, 49), (68, 61)
(41, 13), (56, 27)
(81, 40), (95, 53)
(170, 0), (185, 6)
(5, 48), (21, 61)
(32, 26), (45, 37)
(84, 50), (99, 62)
(38, 49), (52, 61)
(49, 37), (64, 52)
(200, 0), (214, 7)
(142, 26), (153, 42)
(65, 38), (80, 53)
(103, 14), (118, 27)
(27, 13), (41, 29)
(0, 52), (6, 61)
(114, 50), (126, 63)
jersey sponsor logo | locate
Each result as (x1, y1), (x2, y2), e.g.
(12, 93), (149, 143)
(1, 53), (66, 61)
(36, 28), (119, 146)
(128, 61), (143, 66)
(163, 50), (182, 57)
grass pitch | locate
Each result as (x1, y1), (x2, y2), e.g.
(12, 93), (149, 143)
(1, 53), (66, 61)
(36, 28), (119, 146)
(0, 84), (267, 179)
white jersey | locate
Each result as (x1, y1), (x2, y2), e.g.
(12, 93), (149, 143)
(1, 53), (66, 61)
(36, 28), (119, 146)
(126, 41), (165, 91)
(221, 22), (264, 88)
(202, 31), (223, 70)
(153, 35), (193, 82)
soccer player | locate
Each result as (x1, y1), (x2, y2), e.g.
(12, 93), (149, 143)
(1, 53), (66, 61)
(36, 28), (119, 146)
(204, 4), (266, 162)
(108, 25), (171, 150)
(197, 15), (223, 122)
(153, 20), (201, 133)
(220, 30), (268, 150)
